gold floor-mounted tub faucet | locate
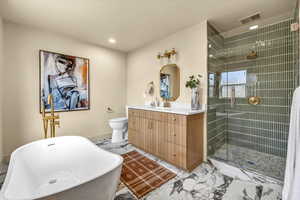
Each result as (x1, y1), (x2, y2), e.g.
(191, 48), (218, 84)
(41, 94), (60, 138)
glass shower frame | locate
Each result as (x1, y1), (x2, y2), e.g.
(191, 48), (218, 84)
(207, 13), (299, 180)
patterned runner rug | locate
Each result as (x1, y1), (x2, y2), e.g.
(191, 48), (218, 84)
(120, 150), (176, 199)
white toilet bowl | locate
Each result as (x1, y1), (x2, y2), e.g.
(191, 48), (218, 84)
(109, 117), (128, 143)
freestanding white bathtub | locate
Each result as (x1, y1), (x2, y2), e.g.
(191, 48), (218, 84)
(0, 136), (123, 200)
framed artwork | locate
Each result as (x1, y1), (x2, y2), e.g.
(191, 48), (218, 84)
(39, 50), (90, 112)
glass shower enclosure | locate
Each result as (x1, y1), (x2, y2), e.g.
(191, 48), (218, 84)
(207, 9), (299, 180)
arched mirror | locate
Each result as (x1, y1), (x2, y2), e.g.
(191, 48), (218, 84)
(160, 64), (180, 101)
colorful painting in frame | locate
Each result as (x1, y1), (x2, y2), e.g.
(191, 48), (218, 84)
(39, 50), (90, 112)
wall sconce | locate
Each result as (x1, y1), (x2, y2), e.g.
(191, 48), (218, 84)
(157, 48), (177, 61)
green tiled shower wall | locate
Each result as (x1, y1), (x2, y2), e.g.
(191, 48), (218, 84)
(207, 23), (227, 156)
(207, 18), (299, 158)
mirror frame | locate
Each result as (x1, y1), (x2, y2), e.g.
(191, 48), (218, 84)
(159, 64), (180, 101)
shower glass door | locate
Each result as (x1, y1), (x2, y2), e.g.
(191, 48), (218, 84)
(207, 15), (299, 180)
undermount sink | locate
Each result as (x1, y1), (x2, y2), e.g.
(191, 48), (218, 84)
(127, 105), (206, 115)
(155, 106), (172, 110)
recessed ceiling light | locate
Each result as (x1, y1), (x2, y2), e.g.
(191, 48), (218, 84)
(108, 38), (116, 44)
(249, 25), (259, 30)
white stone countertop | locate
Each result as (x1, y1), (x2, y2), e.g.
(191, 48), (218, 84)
(127, 105), (206, 115)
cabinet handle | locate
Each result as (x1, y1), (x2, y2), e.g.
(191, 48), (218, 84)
(173, 118), (176, 121)
(173, 154), (176, 157)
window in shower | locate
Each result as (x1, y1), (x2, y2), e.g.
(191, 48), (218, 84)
(220, 70), (247, 98)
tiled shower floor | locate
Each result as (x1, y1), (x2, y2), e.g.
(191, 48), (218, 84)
(213, 144), (286, 180)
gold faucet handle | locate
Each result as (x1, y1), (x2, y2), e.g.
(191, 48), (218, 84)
(54, 121), (60, 128)
(44, 115), (59, 120)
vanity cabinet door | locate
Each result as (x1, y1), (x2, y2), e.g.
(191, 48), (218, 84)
(165, 142), (186, 169)
(143, 118), (150, 152)
(166, 124), (187, 147)
(167, 114), (187, 126)
(128, 116), (137, 130)
(135, 115), (145, 150)
(129, 109), (141, 148)
(128, 109), (147, 149)
(128, 129), (138, 146)
(128, 110), (137, 146)
(144, 119), (158, 155)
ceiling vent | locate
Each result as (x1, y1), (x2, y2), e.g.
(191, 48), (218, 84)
(240, 13), (261, 25)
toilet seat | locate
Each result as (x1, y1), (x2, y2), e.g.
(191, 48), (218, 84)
(109, 117), (128, 123)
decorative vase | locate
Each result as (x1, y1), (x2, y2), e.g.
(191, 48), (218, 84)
(191, 87), (200, 110)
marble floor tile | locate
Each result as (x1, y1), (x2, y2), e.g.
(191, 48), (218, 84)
(97, 139), (283, 200)
(0, 137), (283, 200)
(115, 188), (137, 200)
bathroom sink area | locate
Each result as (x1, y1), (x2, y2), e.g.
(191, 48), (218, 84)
(127, 105), (206, 115)
(154, 106), (172, 111)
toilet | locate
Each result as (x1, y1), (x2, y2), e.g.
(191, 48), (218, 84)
(109, 117), (128, 143)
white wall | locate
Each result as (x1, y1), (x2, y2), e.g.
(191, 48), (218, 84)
(0, 17), (4, 161)
(3, 22), (127, 156)
(126, 21), (208, 159)
(126, 22), (208, 105)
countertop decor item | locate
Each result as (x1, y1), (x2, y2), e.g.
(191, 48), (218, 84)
(185, 74), (202, 110)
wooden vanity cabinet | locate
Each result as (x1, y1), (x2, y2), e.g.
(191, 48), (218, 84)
(128, 108), (204, 171)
